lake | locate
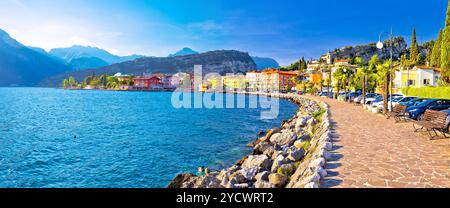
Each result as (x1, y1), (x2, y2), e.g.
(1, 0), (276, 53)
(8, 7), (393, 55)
(0, 88), (298, 187)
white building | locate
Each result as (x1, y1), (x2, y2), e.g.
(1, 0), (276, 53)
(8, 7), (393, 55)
(394, 66), (441, 92)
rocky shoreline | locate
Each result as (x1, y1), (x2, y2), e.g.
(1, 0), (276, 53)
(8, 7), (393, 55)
(168, 93), (332, 188)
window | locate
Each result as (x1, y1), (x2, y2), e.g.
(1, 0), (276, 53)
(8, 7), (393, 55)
(423, 79), (430, 86)
(406, 80), (415, 86)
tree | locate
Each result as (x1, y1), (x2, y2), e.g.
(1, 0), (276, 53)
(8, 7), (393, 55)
(424, 40), (435, 64)
(409, 27), (421, 67)
(366, 55), (380, 103)
(430, 30), (443, 67)
(99, 75), (108, 88)
(441, 0), (450, 84)
(62, 79), (68, 89)
(68, 76), (77, 88)
(333, 67), (346, 98)
(375, 60), (391, 114)
(354, 57), (367, 102)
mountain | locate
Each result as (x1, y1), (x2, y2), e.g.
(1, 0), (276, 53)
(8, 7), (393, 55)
(251, 56), (280, 70)
(49, 45), (145, 65)
(0, 29), (68, 86)
(41, 50), (257, 87)
(169, 47), (199, 57)
(68, 57), (109, 71)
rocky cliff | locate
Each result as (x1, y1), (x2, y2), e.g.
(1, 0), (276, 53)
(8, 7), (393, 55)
(329, 36), (408, 62)
(41, 50), (256, 87)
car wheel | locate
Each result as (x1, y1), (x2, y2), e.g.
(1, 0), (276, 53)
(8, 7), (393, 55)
(417, 113), (424, 121)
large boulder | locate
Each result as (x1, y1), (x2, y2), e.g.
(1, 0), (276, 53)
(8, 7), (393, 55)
(271, 155), (288, 172)
(242, 155), (272, 169)
(270, 129), (297, 146)
(167, 173), (196, 188)
(287, 148), (305, 162)
(253, 142), (275, 157)
(255, 171), (270, 182)
(268, 173), (288, 188)
(240, 167), (259, 181)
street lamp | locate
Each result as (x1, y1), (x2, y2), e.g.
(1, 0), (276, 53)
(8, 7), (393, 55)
(377, 28), (394, 112)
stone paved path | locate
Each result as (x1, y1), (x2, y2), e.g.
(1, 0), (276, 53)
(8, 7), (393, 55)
(312, 96), (450, 188)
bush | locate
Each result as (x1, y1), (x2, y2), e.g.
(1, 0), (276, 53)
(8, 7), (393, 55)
(402, 87), (450, 99)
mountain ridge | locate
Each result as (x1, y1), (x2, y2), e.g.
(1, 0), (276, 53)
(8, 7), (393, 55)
(41, 50), (257, 87)
(0, 29), (68, 86)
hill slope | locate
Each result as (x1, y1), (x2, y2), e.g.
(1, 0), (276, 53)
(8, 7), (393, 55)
(0, 29), (68, 86)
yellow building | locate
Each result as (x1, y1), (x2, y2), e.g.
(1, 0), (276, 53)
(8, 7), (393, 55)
(394, 66), (441, 94)
(222, 75), (246, 91)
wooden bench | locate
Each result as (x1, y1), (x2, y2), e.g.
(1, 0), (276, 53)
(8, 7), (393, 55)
(413, 109), (449, 140)
(386, 104), (407, 122)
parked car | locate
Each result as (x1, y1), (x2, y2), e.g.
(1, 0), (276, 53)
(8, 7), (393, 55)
(369, 96), (384, 107)
(346, 92), (362, 102)
(441, 109), (450, 133)
(354, 95), (363, 103)
(360, 93), (380, 104)
(398, 98), (429, 108)
(406, 99), (450, 120)
(362, 94), (381, 105)
(374, 96), (404, 111)
(393, 96), (418, 107)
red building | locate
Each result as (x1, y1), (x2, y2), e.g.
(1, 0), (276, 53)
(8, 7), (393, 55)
(133, 76), (163, 90)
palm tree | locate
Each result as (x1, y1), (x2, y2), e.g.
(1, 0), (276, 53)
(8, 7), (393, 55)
(375, 60), (392, 114)
(366, 55), (380, 104)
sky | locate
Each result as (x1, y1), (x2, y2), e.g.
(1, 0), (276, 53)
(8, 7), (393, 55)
(0, 0), (447, 65)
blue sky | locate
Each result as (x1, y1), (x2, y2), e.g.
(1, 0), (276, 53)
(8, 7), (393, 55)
(0, 0), (447, 65)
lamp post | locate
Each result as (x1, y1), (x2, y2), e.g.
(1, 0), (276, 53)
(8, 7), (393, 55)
(377, 28), (394, 112)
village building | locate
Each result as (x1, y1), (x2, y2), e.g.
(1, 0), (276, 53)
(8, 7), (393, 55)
(222, 74), (247, 92)
(394, 65), (441, 94)
(133, 76), (163, 90)
(246, 70), (262, 92)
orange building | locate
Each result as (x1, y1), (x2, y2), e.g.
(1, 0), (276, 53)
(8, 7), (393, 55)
(259, 69), (300, 92)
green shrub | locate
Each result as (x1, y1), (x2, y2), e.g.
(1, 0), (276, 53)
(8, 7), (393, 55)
(402, 87), (450, 99)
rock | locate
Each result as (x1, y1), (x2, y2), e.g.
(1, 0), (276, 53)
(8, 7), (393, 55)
(287, 148), (305, 162)
(277, 163), (296, 176)
(229, 171), (246, 184)
(310, 158), (326, 168)
(240, 167), (259, 181)
(318, 167), (328, 178)
(304, 182), (319, 188)
(294, 140), (307, 150)
(254, 180), (275, 188)
(242, 155), (272, 169)
(197, 174), (222, 188)
(234, 183), (250, 188)
(236, 156), (249, 166)
(257, 131), (266, 136)
(253, 142), (275, 157)
(255, 171), (270, 182)
(167, 173), (196, 188)
(271, 155), (287, 172)
(268, 173), (288, 188)
(270, 129), (297, 146)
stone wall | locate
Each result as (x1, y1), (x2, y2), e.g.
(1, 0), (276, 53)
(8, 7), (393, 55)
(168, 93), (332, 188)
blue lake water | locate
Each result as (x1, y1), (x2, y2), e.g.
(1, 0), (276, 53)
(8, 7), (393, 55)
(0, 88), (298, 188)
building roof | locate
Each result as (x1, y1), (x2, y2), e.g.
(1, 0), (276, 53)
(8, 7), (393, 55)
(413, 65), (441, 73)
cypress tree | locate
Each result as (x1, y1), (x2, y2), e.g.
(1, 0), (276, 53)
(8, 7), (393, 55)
(441, 0), (450, 83)
(409, 27), (421, 67)
(430, 30), (443, 67)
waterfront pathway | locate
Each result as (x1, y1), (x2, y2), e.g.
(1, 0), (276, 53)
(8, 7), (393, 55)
(311, 96), (450, 188)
